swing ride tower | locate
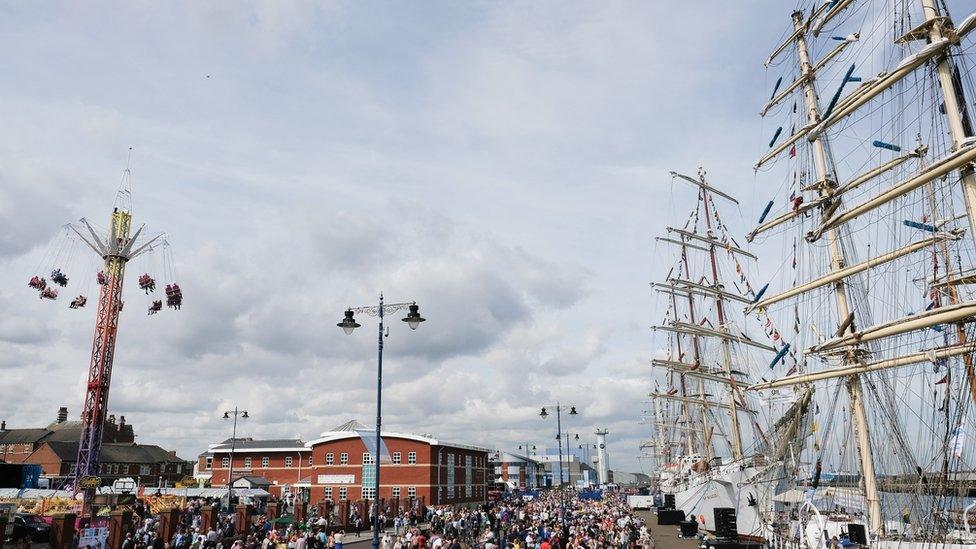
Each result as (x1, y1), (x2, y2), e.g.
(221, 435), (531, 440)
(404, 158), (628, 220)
(66, 174), (165, 493)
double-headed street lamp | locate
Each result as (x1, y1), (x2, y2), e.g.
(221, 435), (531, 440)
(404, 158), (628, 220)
(337, 294), (425, 549)
(222, 408), (249, 507)
(540, 403), (578, 533)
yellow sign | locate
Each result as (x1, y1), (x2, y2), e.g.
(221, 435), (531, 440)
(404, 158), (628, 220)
(79, 476), (101, 489)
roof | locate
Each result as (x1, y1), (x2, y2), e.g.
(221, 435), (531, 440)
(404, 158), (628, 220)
(308, 422), (491, 453)
(233, 475), (271, 487)
(0, 429), (51, 445)
(204, 438), (307, 455)
(41, 442), (185, 463)
(331, 420), (368, 432)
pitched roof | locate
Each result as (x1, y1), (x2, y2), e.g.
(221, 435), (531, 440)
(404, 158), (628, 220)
(331, 420), (368, 432)
(41, 442), (185, 463)
(0, 429), (51, 444)
(205, 438), (307, 454)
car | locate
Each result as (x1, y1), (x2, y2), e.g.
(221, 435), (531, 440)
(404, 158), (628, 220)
(5, 513), (51, 543)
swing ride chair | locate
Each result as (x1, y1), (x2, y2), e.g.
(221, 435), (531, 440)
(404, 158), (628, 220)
(28, 214), (181, 316)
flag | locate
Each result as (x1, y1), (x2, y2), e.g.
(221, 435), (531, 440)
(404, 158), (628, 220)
(936, 375), (949, 385)
(952, 427), (965, 458)
(355, 429), (393, 463)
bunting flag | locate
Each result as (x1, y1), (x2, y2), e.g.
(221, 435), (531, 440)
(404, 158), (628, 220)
(935, 375), (949, 385)
(951, 427), (965, 458)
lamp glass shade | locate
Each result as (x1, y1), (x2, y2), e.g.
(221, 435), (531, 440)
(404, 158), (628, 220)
(402, 304), (426, 330)
(338, 309), (361, 335)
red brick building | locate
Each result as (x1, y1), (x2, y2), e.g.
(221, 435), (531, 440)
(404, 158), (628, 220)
(0, 407), (135, 464)
(197, 421), (490, 506)
(28, 441), (189, 486)
(196, 438), (311, 500)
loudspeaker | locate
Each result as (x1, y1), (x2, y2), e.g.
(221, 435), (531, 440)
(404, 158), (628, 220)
(679, 520), (699, 537)
(847, 523), (867, 545)
(713, 507), (737, 540)
(664, 494), (676, 510)
(657, 509), (685, 525)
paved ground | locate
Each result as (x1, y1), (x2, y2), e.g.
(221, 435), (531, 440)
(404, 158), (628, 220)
(636, 510), (700, 549)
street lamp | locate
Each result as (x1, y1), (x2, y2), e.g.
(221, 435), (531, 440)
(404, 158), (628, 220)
(222, 408), (249, 508)
(539, 403), (578, 534)
(338, 294), (425, 549)
(517, 444), (538, 490)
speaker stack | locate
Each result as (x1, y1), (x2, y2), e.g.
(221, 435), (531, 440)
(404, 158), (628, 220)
(679, 519), (699, 537)
(657, 509), (685, 525)
(713, 507), (737, 540)
(847, 523), (867, 545)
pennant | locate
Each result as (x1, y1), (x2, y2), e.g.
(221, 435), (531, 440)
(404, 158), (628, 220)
(935, 375), (949, 385)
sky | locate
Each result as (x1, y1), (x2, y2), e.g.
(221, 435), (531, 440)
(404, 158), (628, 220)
(3, 0), (965, 474)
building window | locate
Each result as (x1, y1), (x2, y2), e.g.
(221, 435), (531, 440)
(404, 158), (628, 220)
(222, 457), (229, 468)
(325, 487), (333, 500)
(244, 457), (252, 469)
(262, 457), (269, 468)
(392, 487), (401, 498)
(205, 457), (213, 470)
(408, 452), (417, 464)
(447, 454), (455, 499)
(326, 453), (334, 465)
(339, 487), (348, 500)
(340, 453), (348, 465)
(362, 487), (376, 500)
(285, 456), (293, 468)
(308, 456), (313, 467)
(408, 487), (416, 498)
(363, 452), (374, 465)
(392, 452), (401, 464)
(140, 465), (150, 475)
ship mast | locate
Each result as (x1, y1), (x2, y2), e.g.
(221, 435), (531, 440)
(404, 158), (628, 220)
(921, 0), (976, 405)
(789, 10), (883, 534)
(700, 177), (744, 460)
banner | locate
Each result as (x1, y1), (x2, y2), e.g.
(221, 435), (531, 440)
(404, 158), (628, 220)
(354, 429), (392, 463)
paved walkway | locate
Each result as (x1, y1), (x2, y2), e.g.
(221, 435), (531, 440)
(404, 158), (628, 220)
(636, 510), (700, 549)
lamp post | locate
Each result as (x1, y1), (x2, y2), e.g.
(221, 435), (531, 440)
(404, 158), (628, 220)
(539, 403), (578, 534)
(338, 294), (425, 549)
(517, 444), (537, 490)
(222, 408), (249, 508)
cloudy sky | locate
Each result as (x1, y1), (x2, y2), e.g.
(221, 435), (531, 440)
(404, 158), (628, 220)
(3, 1), (965, 473)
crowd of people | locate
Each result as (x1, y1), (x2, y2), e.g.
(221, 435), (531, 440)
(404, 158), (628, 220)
(71, 489), (653, 548)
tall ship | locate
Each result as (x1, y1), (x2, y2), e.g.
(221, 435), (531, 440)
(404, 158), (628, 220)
(745, 0), (976, 547)
(648, 170), (811, 541)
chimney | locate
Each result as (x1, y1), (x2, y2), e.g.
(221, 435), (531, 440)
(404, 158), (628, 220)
(108, 414), (116, 424)
(57, 407), (68, 423)
(1, 421), (6, 431)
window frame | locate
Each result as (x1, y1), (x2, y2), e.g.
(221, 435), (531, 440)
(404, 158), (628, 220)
(325, 487), (333, 500)
(407, 487), (416, 498)
(205, 457), (213, 470)
(392, 452), (401, 464)
(407, 452), (417, 464)
(326, 453), (334, 465)
(261, 456), (270, 468)
(222, 457), (230, 468)
(392, 486), (401, 498)
(244, 457), (252, 469)
(285, 456), (293, 468)
(339, 487), (348, 500)
(340, 453), (349, 465)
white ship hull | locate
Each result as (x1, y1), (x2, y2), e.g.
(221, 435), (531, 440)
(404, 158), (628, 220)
(663, 461), (781, 540)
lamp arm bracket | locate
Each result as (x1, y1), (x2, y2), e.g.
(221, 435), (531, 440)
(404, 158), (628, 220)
(348, 302), (416, 316)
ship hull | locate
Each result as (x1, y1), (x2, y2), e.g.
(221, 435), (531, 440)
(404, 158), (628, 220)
(664, 462), (779, 540)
